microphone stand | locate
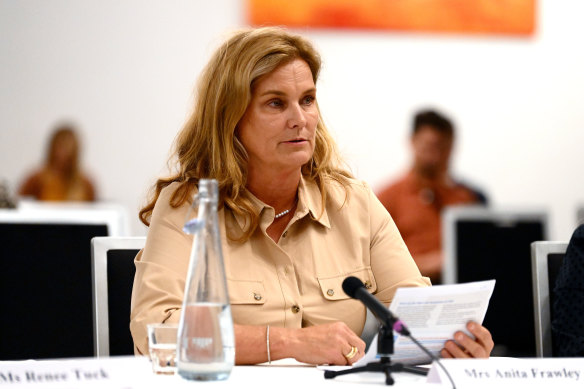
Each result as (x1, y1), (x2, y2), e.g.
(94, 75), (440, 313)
(323, 324), (427, 385)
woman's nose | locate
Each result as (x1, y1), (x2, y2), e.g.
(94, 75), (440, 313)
(287, 103), (307, 129)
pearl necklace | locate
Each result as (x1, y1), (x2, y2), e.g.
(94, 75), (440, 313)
(274, 207), (292, 219)
(274, 198), (297, 219)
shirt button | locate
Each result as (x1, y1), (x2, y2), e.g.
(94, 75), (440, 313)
(291, 305), (300, 313)
(254, 293), (262, 301)
(364, 281), (372, 289)
(327, 289), (335, 296)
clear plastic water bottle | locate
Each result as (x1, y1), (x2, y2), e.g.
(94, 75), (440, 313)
(177, 179), (234, 381)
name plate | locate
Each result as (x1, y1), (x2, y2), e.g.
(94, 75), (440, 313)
(0, 356), (151, 388)
(427, 358), (584, 387)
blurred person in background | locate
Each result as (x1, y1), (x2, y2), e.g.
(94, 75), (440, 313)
(19, 123), (96, 202)
(376, 109), (487, 284)
(0, 179), (17, 208)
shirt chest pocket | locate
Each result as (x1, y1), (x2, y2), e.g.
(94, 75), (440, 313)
(316, 267), (377, 301)
(227, 279), (267, 305)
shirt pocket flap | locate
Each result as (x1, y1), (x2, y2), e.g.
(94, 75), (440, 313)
(317, 268), (377, 301)
(227, 279), (267, 305)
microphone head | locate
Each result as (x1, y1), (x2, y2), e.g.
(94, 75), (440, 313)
(342, 276), (365, 298)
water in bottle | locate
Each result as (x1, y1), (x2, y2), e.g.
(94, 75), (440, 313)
(177, 179), (235, 381)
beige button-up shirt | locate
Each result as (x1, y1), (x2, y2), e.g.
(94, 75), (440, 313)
(130, 176), (430, 355)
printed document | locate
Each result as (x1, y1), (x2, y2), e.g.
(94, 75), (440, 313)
(356, 279), (496, 366)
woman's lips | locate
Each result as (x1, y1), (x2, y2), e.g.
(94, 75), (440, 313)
(285, 138), (307, 143)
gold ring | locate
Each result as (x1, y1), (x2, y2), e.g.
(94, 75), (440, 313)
(344, 346), (358, 360)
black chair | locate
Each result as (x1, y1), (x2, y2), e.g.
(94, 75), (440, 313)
(0, 207), (124, 360)
(442, 206), (548, 357)
(530, 241), (568, 357)
(91, 237), (145, 356)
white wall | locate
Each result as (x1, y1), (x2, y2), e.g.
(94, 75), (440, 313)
(1, 0), (583, 239)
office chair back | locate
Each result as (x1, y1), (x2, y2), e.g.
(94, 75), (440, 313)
(442, 206), (548, 357)
(91, 237), (145, 356)
(530, 241), (568, 357)
(0, 207), (124, 360)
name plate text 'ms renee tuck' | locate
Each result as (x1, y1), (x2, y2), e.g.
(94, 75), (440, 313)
(0, 357), (152, 388)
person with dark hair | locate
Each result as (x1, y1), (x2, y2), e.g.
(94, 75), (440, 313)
(376, 109), (487, 284)
(552, 224), (584, 356)
(19, 124), (96, 202)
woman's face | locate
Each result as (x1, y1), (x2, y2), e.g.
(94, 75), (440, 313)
(237, 59), (318, 177)
(51, 134), (76, 171)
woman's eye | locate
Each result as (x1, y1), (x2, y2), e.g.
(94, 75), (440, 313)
(302, 95), (315, 105)
(268, 99), (283, 108)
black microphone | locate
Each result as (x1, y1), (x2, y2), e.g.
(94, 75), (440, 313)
(342, 276), (410, 336)
(340, 277), (457, 388)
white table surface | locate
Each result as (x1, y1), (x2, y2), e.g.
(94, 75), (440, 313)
(0, 356), (439, 388)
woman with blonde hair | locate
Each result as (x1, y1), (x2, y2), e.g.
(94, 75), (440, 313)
(19, 124), (95, 202)
(130, 27), (493, 365)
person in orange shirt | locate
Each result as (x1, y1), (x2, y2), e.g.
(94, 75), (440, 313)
(19, 124), (96, 202)
(377, 110), (487, 284)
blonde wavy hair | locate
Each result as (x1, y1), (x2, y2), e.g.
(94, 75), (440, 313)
(139, 26), (352, 241)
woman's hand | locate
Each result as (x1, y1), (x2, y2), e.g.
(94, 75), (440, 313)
(287, 322), (366, 366)
(440, 321), (494, 359)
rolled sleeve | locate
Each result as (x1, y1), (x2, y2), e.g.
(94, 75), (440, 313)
(129, 184), (192, 355)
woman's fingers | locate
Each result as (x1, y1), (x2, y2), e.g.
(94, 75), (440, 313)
(440, 347), (455, 359)
(443, 339), (471, 358)
(440, 321), (494, 359)
(342, 342), (366, 365)
(467, 322), (494, 356)
(292, 322), (365, 365)
(344, 328), (366, 365)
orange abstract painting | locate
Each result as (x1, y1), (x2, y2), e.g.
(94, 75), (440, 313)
(247, 0), (536, 36)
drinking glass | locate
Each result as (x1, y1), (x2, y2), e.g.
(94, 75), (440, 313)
(147, 323), (178, 374)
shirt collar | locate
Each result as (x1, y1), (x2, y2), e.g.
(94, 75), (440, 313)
(230, 175), (331, 230)
(298, 175), (331, 229)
